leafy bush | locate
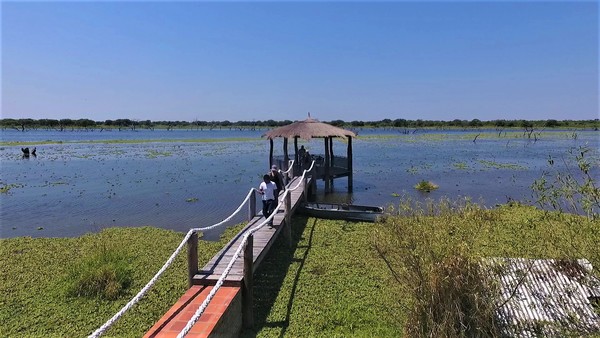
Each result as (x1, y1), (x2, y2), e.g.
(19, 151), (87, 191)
(66, 245), (133, 300)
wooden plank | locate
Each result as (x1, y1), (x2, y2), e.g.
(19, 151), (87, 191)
(193, 176), (309, 286)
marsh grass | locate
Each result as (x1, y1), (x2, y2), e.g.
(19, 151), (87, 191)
(66, 244), (133, 300)
(374, 198), (600, 337)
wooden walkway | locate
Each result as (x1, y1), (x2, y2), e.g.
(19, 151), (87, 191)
(192, 175), (311, 286)
(145, 174), (313, 338)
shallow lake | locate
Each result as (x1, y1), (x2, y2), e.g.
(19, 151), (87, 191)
(1, 128), (598, 240)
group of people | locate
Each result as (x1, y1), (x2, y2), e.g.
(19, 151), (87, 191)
(259, 145), (313, 225)
(258, 164), (285, 225)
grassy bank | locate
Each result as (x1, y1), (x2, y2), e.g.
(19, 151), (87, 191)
(246, 203), (599, 337)
(2, 203), (598, 337)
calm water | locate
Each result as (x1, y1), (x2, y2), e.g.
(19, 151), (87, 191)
(1, 128), (598, 239)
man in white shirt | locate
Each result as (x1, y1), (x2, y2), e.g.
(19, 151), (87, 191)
(258, 174), (277, 225)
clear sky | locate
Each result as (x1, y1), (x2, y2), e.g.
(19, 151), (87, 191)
(2, 1), (598, 122)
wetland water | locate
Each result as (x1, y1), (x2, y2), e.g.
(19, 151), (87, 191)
(1, 128), (598, 240)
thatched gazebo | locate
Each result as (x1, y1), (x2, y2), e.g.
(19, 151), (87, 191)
(263, 116), (357, 193)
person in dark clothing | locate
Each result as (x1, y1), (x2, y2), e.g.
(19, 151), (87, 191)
(269, 165), (285, 199)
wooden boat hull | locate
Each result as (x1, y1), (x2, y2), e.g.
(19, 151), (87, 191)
(298, 203), (384, 222)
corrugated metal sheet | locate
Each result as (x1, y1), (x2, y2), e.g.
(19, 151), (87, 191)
(483, 258), (600, 337)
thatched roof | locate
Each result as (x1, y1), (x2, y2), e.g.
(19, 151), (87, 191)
(263, 117), (356, 140)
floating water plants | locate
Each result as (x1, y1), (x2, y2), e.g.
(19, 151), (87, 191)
(414, 180), (439, 192)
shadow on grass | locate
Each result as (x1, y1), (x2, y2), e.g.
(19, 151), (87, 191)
(241, 216), (316, 338)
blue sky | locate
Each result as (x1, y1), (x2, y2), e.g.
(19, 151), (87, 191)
(2, 1), (598, 122)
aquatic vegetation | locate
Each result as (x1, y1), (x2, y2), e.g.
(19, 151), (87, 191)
(406, 166), (419, 174)
(145, 150), (172, 158)
(453, 162), (468, 170)
(478, 160), (526, 170)
(1, 183), (23, 193)
(414, 180), (439, 192)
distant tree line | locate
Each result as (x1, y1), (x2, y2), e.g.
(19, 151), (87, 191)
(0, 117), (597, 132)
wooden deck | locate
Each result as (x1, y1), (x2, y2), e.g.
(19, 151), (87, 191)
(192, 176), (310, 286)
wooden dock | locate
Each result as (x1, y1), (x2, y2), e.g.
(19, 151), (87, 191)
(192, 175), (311, 286)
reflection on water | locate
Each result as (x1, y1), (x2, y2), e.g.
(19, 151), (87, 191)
(0, 129), (598, 239)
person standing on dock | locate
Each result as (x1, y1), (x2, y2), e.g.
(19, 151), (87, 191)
(258, 174), (277, 224)
(269, 165), (285, 199)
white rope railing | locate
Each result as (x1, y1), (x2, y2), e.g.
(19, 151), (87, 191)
(88, 188), (258, 338)
(177, 161), (315, 337)
(280, 160), (294, 175)
(90, 161), (316, 338)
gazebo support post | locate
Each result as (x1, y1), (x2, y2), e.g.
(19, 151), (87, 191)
(269, 139), (274, 168)
(347, 137), (353, 192)
(329, 137), (334, 164)
(324, 137), (331, 193)
(329, 137), (334, 189)
(294, 137), (299, 175)
(283, 138), (289, 170)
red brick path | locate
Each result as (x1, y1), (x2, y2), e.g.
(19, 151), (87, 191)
(144, 285), (240, 338)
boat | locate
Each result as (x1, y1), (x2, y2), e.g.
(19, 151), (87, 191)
(298, 202), (384, 222)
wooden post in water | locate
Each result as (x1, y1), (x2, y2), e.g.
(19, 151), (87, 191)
(284, 192), (292, 246)
(242, 235), (254, 328)
(347, 136), (353, 192)
(248, 190), (256, 220)
(187, 231), (198, 288)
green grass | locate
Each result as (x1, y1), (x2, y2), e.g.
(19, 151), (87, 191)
(0, 225), (244, 337)
(244, 217), (403, 337)
(2, 204), (598, 337)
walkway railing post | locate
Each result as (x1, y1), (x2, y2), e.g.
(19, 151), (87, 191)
(310, 165), (317, 197)
(242, 234), (254, 328)
(284, 192), (292, 246)
(248, 190), (256, 221)
(187, 231), (198, 288)
(303, 172), (308, 202)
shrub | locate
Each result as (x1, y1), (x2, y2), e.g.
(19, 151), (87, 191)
(532, 146), (600, 219)
(66, 245), (133, 300)
(374, 199), (499, 337)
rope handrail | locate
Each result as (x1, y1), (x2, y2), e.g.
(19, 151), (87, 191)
(177, 161), (315, 337)
(88, 188), (258, 338)
(280, 160), (294, 175)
